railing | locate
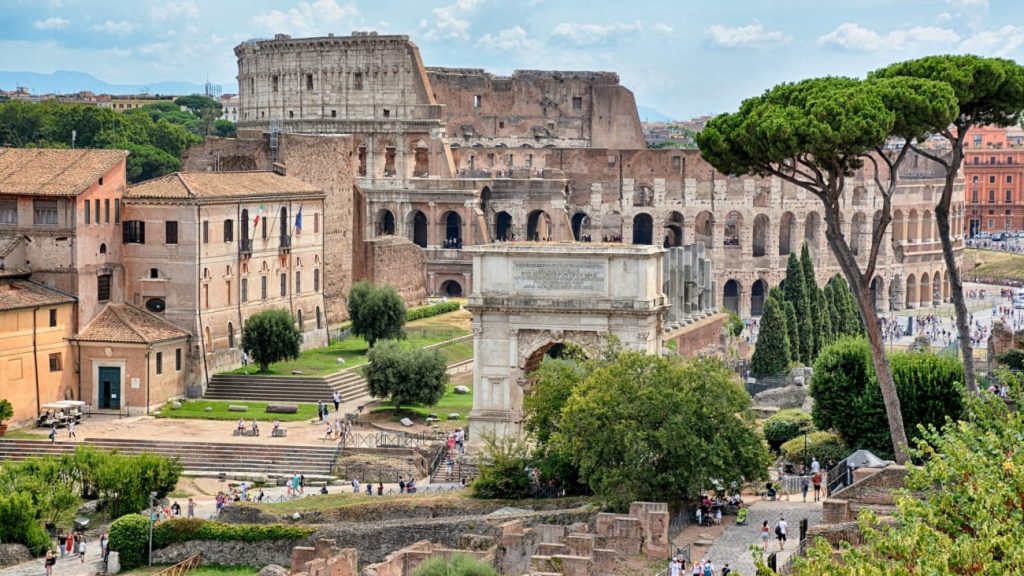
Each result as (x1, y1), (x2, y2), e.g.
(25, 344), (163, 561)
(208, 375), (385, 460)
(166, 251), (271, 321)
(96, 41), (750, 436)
(239, 238), (253, 257)
(345, 431), (447, 449)
(826, 459), (852, 496)
(156, 553), (202, 576)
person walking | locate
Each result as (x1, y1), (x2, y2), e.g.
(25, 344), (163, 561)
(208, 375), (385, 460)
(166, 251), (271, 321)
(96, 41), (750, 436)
(78, 537), (86, 563)
(801, 475), (810, 502)
(761, 520), (770, 553)
(317, 400), (324, 422)
(187, 498), (196, 518)
(812, 471), (823, 502)
(776, 516), (788, 551)
(45, 550), (56, 576)
(333, 390), (341, 412)
(67, 420), (76, 439)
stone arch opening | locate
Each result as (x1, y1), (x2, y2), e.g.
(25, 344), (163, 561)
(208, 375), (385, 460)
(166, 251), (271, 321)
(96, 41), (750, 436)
(919, 274), (931, 308)
(851, 212), (867, 256)
(376, 209), (396, 236)
(943, 270), (950, 301)
(442, 211), (463, 247)
(870, 276), (884, 312)
(723, 279), (740, 315)
(632, 213), (654, 245)
(889, 278), (900, 312)
(496, 211), (513, 241)
(411, 140), (429, 178)
(751, 279), (766, 316)
(357, 145), (367, 176)
(892, 209), (905, 246)
(664, 212), (684, 248)
(804, 212), (821, 260)
(752, 214), (769, 257)
(527, 210), (552, 241)
(695, 211), (714, 248)
(922, 209), (933, 243)
(522, 339), (590, 376)
(571, 212), (589, 241)
(724, 211), (741, 247)
(440, 279), (463, 297)
(906, 274), (917, 309)
(407, 210), (428, 248)
(779, 211), (795, 256)
(852, 186), (868, 206)
(907, 209), (919, 243)
(480, 186), (492, 215)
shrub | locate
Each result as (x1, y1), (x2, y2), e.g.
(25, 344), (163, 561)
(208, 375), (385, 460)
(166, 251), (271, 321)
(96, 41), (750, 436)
(763, 409), (813, 452)
(407, 301), (461, 322)
(472, 434), (533, 500)
(0, 492), (50, 556)
(109, 514), (150, 569)
(152, 519), (313, 548)
(412, 554), (497, 576)
(364, 341), (449, 411)
(780, 431), (848, 468)
(997, 349), (1024, 371)
(0, 399), (13, 424)
(348, 281), (406, 347)
(726, 312), (743, 338)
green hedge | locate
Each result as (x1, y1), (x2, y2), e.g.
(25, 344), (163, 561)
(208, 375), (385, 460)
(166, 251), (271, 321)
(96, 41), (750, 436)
(780, 431), (848, 467)
(109, 514), (150, 570)
(763, 409), (814, 452)
(407, 301), (461, 322)
(152, 519), (313, 548)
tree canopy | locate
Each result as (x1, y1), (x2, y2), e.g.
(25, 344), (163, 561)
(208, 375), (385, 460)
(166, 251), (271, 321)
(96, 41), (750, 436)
(364, 340), (449, 411)
(241, 308), (302, 373)
(347, 281), (407, 347)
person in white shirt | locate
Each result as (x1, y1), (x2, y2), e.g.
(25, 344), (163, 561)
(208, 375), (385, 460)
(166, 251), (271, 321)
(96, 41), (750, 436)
(776, 517), (788, 550)
(810, 457), (820, 474)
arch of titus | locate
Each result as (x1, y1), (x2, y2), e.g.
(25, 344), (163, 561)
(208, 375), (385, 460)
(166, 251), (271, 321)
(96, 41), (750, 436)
(465, 243), (668, 438)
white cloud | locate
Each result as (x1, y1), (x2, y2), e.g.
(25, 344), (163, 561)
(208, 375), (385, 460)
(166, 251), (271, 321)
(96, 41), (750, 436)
(420, 0), (482, 42)
(475, 26), (539, 52)
(960, 25), (1024, 57)
(551, 21), (643, 46)
(816, 23), (959, 52)
(91, 20), (140, 36)
(653, 23), (673, 35)
(947, 0), (988, 9)
(32, 17), (69, 30)
(252, 0), (361, 36)
(936, 12), (953, 21)
(149, 0), (199, 21)
(706, 23), (791, 49)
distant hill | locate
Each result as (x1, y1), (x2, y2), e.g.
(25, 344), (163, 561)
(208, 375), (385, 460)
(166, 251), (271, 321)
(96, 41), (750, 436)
(0, 70), (234, 96)
(637, 105), (674, 123)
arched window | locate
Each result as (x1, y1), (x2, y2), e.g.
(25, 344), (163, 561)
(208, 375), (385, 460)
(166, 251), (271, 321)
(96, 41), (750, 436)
(296, 309), (304, 330)
(99, 243), (107, 255)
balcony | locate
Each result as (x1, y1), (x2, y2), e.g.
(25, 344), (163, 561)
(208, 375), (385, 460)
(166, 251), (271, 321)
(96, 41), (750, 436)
(239, 238), (253, 258)
(279, 234), (292, 253)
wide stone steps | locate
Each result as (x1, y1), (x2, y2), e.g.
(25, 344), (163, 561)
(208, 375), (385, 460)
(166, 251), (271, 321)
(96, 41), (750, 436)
(0, 438), (340, 478)
(204, 370), (370, 404)
(430, 455), (464, 484)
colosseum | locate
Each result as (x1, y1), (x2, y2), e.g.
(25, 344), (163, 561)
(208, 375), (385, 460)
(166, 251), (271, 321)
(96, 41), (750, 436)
(185, 31), (964, 321)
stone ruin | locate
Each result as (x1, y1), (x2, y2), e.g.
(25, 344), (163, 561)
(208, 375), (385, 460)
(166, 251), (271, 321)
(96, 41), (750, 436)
(663, 244), (717, 330)
(274, 502), (670, 576)
(988, 320), (1020, 371)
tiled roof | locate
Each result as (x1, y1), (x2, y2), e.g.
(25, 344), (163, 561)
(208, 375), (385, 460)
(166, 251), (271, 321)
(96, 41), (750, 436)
(0, 148), (127, 196)
(126, 171), (321, 200)
(78, 304), (189, 344)
(0, 278), (75, 311)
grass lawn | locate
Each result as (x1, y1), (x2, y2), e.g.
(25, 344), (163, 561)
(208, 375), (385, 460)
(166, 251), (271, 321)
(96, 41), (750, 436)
(0, 428), (49, 440)
(222, 309), (472, 377)
(155, 400), (319, 422)
(373, 381), (473, 424)
(247, 491), (470, 514)
(967, 248), (1024, 282)
(435, 338), (474, 364)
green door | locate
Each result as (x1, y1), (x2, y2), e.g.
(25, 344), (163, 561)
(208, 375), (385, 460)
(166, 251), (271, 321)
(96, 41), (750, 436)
(98, 367), (120, 410)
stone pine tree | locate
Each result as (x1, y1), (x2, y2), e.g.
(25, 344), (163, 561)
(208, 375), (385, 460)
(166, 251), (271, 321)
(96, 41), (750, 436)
(800, 244), (821, 356)
(697, 75), (958, 463)
(872, 56), (1024, 393)
(784, 299), (800, 364)
(784, 253), (814, 364)
(751, 294), (791, 377)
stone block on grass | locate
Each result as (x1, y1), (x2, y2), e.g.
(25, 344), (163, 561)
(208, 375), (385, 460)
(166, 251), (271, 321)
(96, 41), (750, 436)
(170, 401), (182, 409)
(453, 386), (470, 394)
(400, 417), (414, 427)
(447, 413), (461, 420)
(228, 405), (249, 412)
(204, 407), (213, 412)
(266, 404), (299, 414)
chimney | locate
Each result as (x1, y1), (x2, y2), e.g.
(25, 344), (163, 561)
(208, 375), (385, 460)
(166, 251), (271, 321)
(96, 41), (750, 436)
(272, 162), (287, 176)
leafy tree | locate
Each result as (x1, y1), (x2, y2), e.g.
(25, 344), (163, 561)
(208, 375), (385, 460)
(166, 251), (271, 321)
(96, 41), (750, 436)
(551, 352), (769, 510)
(726, 311), (744, 338)
(108, 514), (150, 569)
(523, 358), (586, 444)
(780, 431), (847, 468)
(872, 56), (1024, 394)
(242, 309), (302, 373)
(697, 74), (958, 463)
(347, 281), (406, 347)
(0, 399), (12, 425)
(412, 554), (497, 576)
(214, 119), (237, 138)
(122, 143), (181, 182)
(750, 295), (791, 378)
(811, 337), (965, 459)
(364, 341), (448, 411)
(784, 299), (800, 364)
(0, 492), (51, 556)
(471, 433), (533, 500)
(763, 409), (814, 452)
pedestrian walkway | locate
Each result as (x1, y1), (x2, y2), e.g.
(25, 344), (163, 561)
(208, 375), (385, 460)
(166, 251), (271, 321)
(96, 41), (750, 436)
(0, 541), (104, 576)
(700, 499), (822, 575)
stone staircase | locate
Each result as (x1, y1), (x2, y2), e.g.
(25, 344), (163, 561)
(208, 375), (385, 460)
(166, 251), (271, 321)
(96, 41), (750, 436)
(204, 369), (370, 404)
(0, 438), (340, 479)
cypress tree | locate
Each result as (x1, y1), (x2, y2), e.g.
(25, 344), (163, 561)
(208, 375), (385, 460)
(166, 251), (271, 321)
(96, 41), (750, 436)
(783, 253), (814, 364)
(801, 244), (821, 356)
(750, 296), (790, 377)
(784, 300), (800, 363)
(817, 289), (834, 349)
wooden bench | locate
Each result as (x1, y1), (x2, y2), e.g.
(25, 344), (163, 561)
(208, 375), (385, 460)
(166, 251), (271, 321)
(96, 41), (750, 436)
(272, 428), (288, 438)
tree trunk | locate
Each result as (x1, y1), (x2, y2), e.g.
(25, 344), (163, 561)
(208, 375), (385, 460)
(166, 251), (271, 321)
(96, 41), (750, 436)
(934, 152), (976, 392)
(822, 208), (910, 464)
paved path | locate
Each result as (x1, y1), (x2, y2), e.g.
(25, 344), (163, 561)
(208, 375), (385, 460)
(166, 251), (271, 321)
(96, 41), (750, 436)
(0, 542), (105, 576)
(701, 499), (822, 575)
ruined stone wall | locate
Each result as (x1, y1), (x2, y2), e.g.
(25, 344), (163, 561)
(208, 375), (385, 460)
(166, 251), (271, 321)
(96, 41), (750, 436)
(152, 539), (307, 567)
(667, 313), (726, 357)
(363, 236), (427, 306)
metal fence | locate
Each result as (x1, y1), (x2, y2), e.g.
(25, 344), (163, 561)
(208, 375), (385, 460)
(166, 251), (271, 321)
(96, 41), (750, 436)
(345, 431), (447, 449)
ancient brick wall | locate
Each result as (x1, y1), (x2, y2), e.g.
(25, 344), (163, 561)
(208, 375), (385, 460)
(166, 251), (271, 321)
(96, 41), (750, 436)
(666, 315), (725, 358)
(363, 236), (427, 306)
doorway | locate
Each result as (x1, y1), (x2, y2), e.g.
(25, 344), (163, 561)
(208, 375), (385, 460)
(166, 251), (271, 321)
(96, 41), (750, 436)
(98, 366), (121, 410)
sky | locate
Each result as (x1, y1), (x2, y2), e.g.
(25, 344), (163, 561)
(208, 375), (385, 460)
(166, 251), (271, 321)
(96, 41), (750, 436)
(1, 0), (1023, 119)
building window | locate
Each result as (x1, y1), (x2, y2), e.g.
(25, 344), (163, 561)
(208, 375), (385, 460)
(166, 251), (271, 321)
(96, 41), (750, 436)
(0, 199), (16, 224)
(295, 270), (301, 293)
(149, 268), (159, 279)
(1009, 157), (1015, 165)
(1008, 175), (1014, 184)
(383, 108), (390, 118)
(48, 353), (62, 372)
(261, 218), (267, 239)
(223, 219), (234, 243)
(95, 199), (100, 222)
(316, 306), (322, 329)
(272, 75), (279, 92)
(98, 274), (111, 302)
(203, 220), (209, 244)
(280, 273), (287, 297)
(114, 199), (120, 223)
(49, 309), (57, 327)
(314, 213), (319, 233)
(990, 190), (996, 203)
(313, 268), (320, 292)
(289, 110), (294, 118)
(572, 96), (582, 110)
(331, 110), (337, 118)
(99, 243), (106, 254)
(974, 156), (980, 165)
(498, 121), (505, 129)
(261, 276), (268, 300)
(99, 176), (104, 186)
(990, 175), (997, 184)
(473, 95), (481, 108)
(228, 322), (235, 348)
(175, 348), (182, 371)
(353, 72), (363, 90)
(972, 175), (979, 183)
(974, 135), (983, 148)
(84, 200), (91, 224)
(123, 221), (145, 243)
(165, 221), (178, 244)
(202, 285), (209, 309)
(241, 278), (248, 302)
(145, 298), (165, 313)
(972, 190), (979, 203)
(156, 351), (163, 375)
(104, 199), (110, 223)
(33, 200), (58, 226)
(990, 156), (997, 165)
(306, 74), (313, 90)
(226, 280), (232, 305)
(1007, 190), (1013, 203)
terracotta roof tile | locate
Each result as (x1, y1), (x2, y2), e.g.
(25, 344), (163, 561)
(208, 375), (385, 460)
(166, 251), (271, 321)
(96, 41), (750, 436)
(0, 278), (75, 311)
(0, 149), (127, 196)
(126, 171), (321, 200)
(78, 304), (190, 344)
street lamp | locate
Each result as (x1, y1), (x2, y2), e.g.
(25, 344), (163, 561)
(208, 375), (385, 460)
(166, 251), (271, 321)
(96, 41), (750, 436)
(147, 491), (157, 566)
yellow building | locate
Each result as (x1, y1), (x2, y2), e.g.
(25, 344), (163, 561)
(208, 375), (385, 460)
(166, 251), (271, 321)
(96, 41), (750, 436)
(0, 272), (76, 423)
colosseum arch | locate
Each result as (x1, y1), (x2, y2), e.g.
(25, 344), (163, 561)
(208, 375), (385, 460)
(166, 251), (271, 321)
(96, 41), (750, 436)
(376, 208), (396, 236)
(406, 209), (428, 248)
(779, 211), (795, 256)
(664, 212), (684, 248)
(905, 274), (917, 308)
(892, 210), (905, 245)
(752, 214), (769, 257)
(632, 213), (654, 245)
(723, 279), (741, 315)
(440, 210), (463, 245)
(410, 139), (429, 178)
(804, 212), (821, 260)
(870, 276), (884, 312)
(922, 209), (933, 243)
(851, 212), (867, 256)
(695, 211), (714, 248)
(750, 279), (767, 316)
(356, 141), (367, 177)
(571, 212), (589, 241)
(379, 138), (397, 178)
(872, 210), (885, 257)
(527, 210), (552, 241)
(496, 211), (514, 241)
(943, 270), (951, 301)
(440, 278), (464, 297)
(919, 274), (931, 308)
(724, 211), (742, 248)
(907, 209), (919, 243)
(888, 277), (901, 311)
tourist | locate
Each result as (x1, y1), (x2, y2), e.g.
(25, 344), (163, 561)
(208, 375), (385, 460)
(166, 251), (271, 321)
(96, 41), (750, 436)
(273, 420), (281, 436)
(810, 457), (820, 475)
(703, 560), (713, 576)
(812, 472), (822, 502)
(45, 550), (55, 576)
(324, 421), (333, 440)
(377, 482), (383, 496)
(399, 477), (406, 493)
(445, 456), (454, 482)
(351, 478), (360, 493)
(776, 516), (788, 550)
(187, 498), (195, 518)
(67, 420), (76, 439)
(240, 482), (249, 501)
(99, 532), (108, 560)
(251, 419), (260, 437)
(49, 423), (57, 444)
(171, 501), (181, 516)
(366, 482), (373, 496)
(65, 532), (75, 558)
(714, 507), (722, 526)
(317, 400), (325, 422)
(722, 563), (731, 576)
(801, 475), (809, 502)
(669, 557), (681, 576)
(257, 489), (265, 502)
(236, 418), (246, 435)
(78, 537), (86, 563)
(57, 532), (66, 558)
(215, 491), (226, 513)
(333, 390), (341, 412)
(760, 520), (770, 552)
(300, 475), (305, 494)
(455, 428), (465, 454)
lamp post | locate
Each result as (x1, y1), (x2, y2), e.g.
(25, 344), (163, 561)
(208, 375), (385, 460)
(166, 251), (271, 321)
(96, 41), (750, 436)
(147, 491), (157, 566)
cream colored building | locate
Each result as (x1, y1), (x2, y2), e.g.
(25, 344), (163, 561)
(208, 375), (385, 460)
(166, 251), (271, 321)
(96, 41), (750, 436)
(123, 170), (329, 383)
